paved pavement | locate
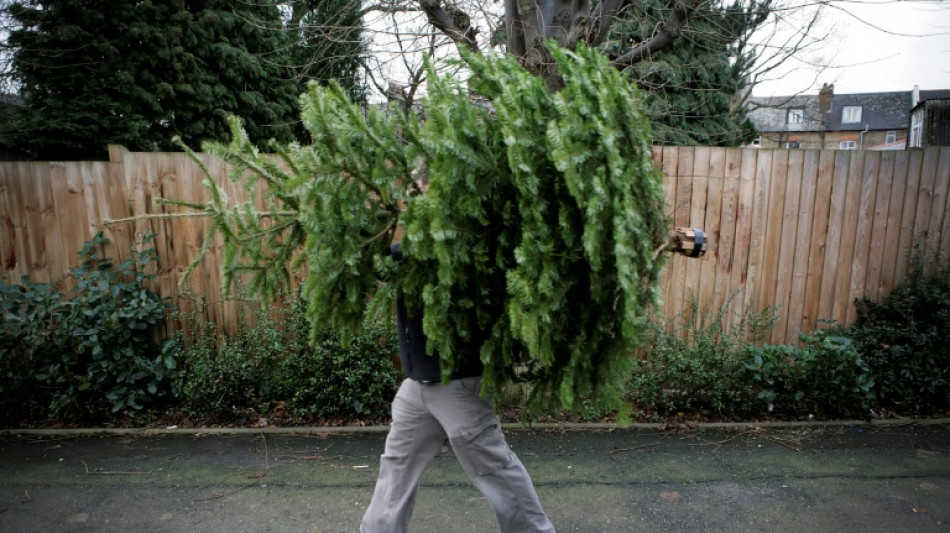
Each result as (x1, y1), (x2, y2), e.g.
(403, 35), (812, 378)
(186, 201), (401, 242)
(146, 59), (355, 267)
(1, 420), (948, 533)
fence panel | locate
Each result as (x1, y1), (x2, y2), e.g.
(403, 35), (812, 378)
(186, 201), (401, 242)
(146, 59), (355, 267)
(2, 146), (949, 344)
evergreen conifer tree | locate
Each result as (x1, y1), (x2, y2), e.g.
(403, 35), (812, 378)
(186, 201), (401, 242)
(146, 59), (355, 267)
(1, 0), (300, 159)
(605, 0), (768, 146)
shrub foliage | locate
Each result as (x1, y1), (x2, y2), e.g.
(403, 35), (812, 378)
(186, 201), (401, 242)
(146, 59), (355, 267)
(841, 256), (950, 414)
(0, 233), (175, 424)
(629, 298), (774, 419)
(172, 293), (401, 423)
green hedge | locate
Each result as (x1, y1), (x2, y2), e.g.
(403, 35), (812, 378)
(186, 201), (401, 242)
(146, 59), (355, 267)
(0, 233), (175, 425)
(172, 293), (401, 424)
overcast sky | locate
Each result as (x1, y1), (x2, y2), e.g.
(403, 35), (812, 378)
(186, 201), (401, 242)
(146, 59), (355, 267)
(753, 0), (950, 96)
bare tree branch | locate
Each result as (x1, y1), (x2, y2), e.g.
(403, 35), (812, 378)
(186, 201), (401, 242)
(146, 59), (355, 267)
(610, 0), (703, 68)
(587, 0), (630, 48)
(417, 0), (480, 53)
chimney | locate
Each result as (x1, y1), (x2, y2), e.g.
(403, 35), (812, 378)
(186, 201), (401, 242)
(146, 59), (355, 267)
(818, 83), (834, 116)
(913, 84), (920, 107)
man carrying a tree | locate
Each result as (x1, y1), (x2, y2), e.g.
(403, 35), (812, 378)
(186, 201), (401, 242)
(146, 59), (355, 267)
(359, 179), (556, 532)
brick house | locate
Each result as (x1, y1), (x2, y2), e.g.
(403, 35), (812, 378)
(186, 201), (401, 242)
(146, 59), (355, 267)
(748, 85), (950, 150)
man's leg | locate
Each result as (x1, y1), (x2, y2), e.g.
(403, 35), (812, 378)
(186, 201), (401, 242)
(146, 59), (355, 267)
(361, 379), (447, 533)
(427, 377), (556, 533)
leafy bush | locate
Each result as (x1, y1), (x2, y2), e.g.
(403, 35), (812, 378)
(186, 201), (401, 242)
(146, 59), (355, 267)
(173, 292), (401, 423)
(628, 298), (775, 419)
(0, 233), (176, 424)
(276, 321), (401, 421)
(842, 255), (950, 414)
(745, 330), (875, 418)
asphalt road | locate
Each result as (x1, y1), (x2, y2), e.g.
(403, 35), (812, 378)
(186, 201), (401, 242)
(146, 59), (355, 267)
(1, 421), (948, 532)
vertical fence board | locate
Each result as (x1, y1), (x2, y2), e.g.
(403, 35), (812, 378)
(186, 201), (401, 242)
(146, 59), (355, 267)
(159, 153), (193, 338)
(79, 163), (105, 239)
(772, 150), (803, 344)
(687, 147), (710, 324)
(832, 153), (865, 324)
(6, 164), (24, 283)
(743, 150), (773, 315)
(24, 163), (53, 283)
(786, 150), (820, 341)
(847, 152), (882, 324)
(657, 147), (677, 313)
(699, 148), (724, 318)
(817, 151), (851, 323)
(716, 149), (741, 327)
(895, 150), (924, 282)
(45, 163), (70, 281)
(729, 149), (758, 326)
(803, 150), (835, 331)
(919, 148), (945, 274)
(14, 164), (36, 283)
(880, 152), (909, 295)
(150, 153), (177, 298)
(56, 163), (91, 279)
(935, 149), (950, 270)
(0, 164), (18, 281)
(866, 152), (894, 301)
(666, 147), (695, 322)
(104, 147), (134, 267)
(214, 154), (249, 337)
(758, 150), (788, 329)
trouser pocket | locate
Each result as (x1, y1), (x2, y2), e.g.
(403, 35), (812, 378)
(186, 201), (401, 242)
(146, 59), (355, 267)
(451, 422), (513, 477)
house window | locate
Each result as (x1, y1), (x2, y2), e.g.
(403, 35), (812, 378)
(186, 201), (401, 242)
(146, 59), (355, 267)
(909, 110), (924, 148)
(885, 131), (897, 144)
(787, 109), (804, 124)
(751, 136), (761, 147)
(840, 140), (857, 150)
(842, 106), (862, 124)
(785, 141), (802, 149)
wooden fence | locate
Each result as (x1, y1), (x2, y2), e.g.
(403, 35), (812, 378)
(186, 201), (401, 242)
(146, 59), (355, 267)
(2, 145), (949, 344)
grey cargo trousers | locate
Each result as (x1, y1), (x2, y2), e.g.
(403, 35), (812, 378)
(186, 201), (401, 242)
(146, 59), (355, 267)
(360, 377), (555, 533)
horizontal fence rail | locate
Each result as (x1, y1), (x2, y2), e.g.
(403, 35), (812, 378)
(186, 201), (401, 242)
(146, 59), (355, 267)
(2, 145), (949, 344)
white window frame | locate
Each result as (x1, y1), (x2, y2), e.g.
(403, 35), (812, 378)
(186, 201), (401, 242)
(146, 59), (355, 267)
(787, 109), (804, 124)
(785, 141), (802, 149)
(839, 140), (857, 150)
(885, 131), (897, 144)
(909, 110), (924, 148)
(842, 106), (862, 124)
(751, 136), (761, 147)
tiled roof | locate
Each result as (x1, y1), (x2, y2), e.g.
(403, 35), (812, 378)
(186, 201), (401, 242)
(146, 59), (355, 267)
(824, 91), (911, 130)
(748, 89), (950, 134)
(921, 90), (950, 101)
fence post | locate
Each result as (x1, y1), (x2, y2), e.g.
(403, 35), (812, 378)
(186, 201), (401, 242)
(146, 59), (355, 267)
(108, 144), (129, 164)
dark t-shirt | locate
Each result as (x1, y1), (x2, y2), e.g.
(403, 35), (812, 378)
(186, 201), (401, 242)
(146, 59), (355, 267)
(391, 243), (484, 382)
